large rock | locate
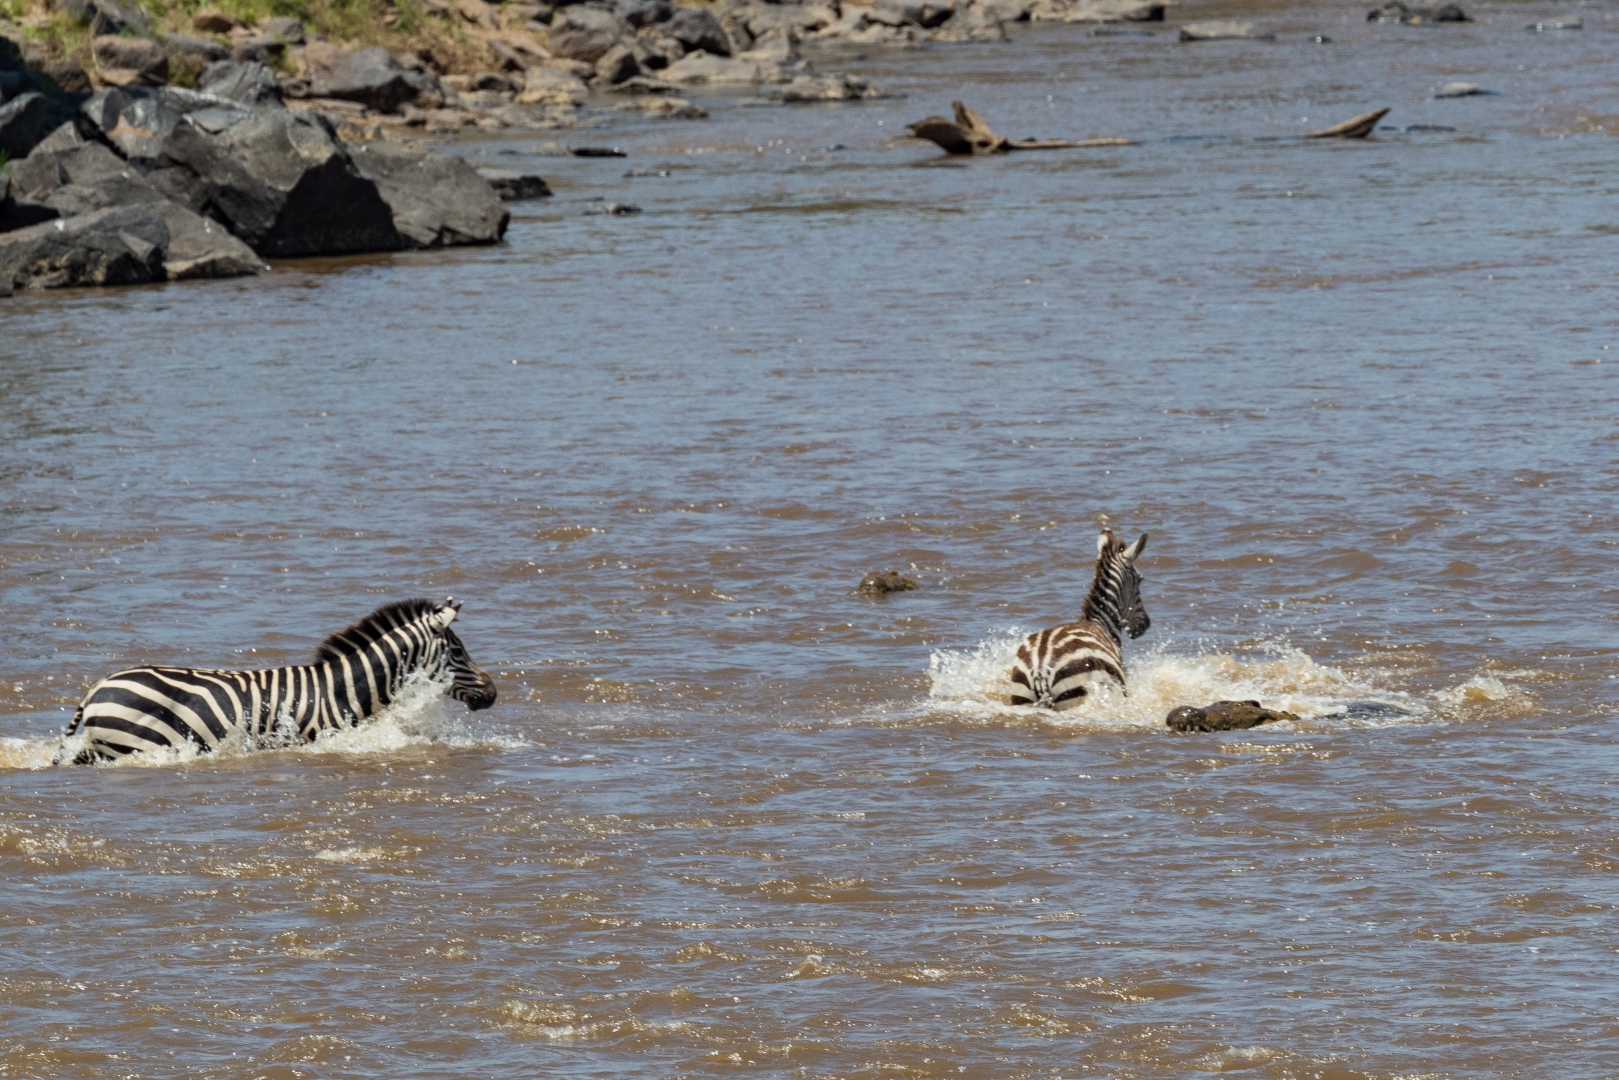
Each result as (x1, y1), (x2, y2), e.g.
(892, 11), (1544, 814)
(302, 41), (417, 113)
(79, 86), (403, 257)
(516, 66), (589, 105)
(595, 43), (641, 85)
(149, 199), (261, 278)
(616, 0), (672, 27)
(475, 167), (552, 200)
(547, 7), (631, 63)
(1029, 0), (1160, 20)
(767, 72), (888, 101)
(0, 204), (167, 290)
(1166, 700), (1299, 732)
(660, 51), (788, 85)
(348, 141), (509, 249)
(164, 32), (232, 63)
(12, 137), (171, 215)
(0, 91), (52, 160)
(262, 16), (307, 43)
(92, 35), (170, 85)
(664, 7), (733, 55)
(197, 59), (284, 105)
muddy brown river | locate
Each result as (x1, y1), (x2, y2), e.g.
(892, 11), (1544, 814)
(3, 1), (1618, 1075)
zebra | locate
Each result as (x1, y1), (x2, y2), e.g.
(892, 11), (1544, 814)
(55, 597), (497, 765)
(1008, 530), (1150, 710)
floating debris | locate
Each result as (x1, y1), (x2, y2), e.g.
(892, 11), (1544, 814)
(906, 101), (1132, 155)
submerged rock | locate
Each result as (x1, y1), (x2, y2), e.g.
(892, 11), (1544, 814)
(475, 168), (553, 200)
(1166, 700), (1299, 732)
(858, 570), (919, 595)
(584, 201), (641, 215)
(1433, 81), (1488, 97)
(1527, 16), (1580, 30)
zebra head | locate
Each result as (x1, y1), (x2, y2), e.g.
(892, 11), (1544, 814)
(1084, 530), (1151, 641)
(432, 599), (498, 711)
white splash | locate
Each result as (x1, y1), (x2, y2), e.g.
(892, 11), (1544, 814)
(923, 630), (1424, 730)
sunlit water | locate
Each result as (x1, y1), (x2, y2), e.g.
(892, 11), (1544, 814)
(3, 0), (1618, 1074)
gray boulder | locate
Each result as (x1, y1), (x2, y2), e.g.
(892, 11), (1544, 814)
(13, 138), (171, 216)
(616, 0), (672, 26)
(0, 91), (52, 160)
(595, 43), (641, 84)
(91, 34), (170, 84)
(79, 86), (403, 257)
(348, 141), (509, 248)
(767, 72), (888, 101)
(660, 51), (787, 85)
(665, 7), (733, 55)
(0, 204), (168, 290)
(149, 199), (262, 278)
(547, 7), (631, 63)
(164, 32), (231, 63)
(197, 59), (284, 105)
(1366, 0), (1466, 21)
(303, 41), (417, 113)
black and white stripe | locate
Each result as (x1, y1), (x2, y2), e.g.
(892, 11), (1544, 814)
(56, 598), (496, 765)
(1008, 530), (1150, 710)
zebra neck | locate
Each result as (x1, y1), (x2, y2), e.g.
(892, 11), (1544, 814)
(1081, 592), (1126, 644)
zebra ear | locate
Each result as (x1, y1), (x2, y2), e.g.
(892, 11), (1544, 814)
(1123, 533), (1148, 561)
(1096, 531), (1113, 556)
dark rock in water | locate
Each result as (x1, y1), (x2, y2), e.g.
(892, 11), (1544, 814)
(0, 92), (53, 161)
(858, 570), (919, 595)
(572, 146), (627, 157)
(475, 168), (552, 200)
(1404, 123), (1456, 132)
(163, 32), (231, 64)
(584, 202), (641, 215)
(1166, 700), (1299, 732)
(349, 141), (509, 248)
(1094, 26), (1156, 35)
(197, 60), (284, 106)
(0, 204), (168, 290)
(1366, 1), (1467, 22)
(78, 86), (403, 257)
(665, 7), (733, 56)
(303, 41), (417, 114)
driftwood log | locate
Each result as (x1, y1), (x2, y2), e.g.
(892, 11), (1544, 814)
(1305, 107), (1391, 139)
(906, 101), (1134, 155)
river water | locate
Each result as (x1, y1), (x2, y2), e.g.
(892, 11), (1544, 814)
(3, 0), (1618, 1075)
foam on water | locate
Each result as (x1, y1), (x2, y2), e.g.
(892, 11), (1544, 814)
(0, 672), (526, 771)
(920, 629), (1522, 731)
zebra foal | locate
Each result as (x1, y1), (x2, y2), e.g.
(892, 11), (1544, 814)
(1008, 530), (1150, 710)
(56, 597), (497, 765)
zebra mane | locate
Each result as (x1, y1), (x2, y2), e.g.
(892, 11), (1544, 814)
(314, 599), (444, 662)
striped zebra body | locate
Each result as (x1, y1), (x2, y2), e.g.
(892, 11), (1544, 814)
(57, 598), (496, 765)
(1008, 530), (1150, 711)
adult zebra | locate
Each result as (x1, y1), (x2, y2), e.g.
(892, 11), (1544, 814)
(56, 598), (497, 765)
(1008, 530), (1150, 710)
